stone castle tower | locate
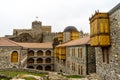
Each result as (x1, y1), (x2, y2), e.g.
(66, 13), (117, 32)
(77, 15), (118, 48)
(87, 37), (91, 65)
(6, 20), (57, 43)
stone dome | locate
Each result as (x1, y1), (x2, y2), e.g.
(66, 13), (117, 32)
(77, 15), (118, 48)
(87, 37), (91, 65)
(63, 26), (78, 32)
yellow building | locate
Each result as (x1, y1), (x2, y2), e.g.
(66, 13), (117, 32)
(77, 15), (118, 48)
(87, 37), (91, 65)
(89, 11), (110, 46)
(58, 26), (81, 43)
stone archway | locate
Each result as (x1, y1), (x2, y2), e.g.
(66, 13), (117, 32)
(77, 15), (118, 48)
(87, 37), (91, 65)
(27, 58), (34, 64)
(45, 50), (51, 56)
(37, 58), (43, 63)
(37, 50), (43, 56)
(45, 58), (51, 63)
(28, 50), (34, 56)
(18, 33), (33, 42)
(45, 65), (51, 71)
(36, 65), (43, 70)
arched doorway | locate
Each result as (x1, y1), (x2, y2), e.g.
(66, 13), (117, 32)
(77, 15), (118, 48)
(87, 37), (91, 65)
(11, 51), (18, 62)
(27, 58), (34, 64)
(45, 65), (51, 71)
(45, 58), (51, 63)
(28, 50), (34, 56)
(37, 50), (43, 56)
(37, 58), (43, 63)
(36, 65), (43, 70)
(45, 50), (51, 56)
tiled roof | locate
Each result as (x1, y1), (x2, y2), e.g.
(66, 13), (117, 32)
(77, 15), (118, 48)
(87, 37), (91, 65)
(0, 37), (20, 47)
(17, 42), (53, 49)
(57, 36), (90, 47)
(0, 37), (52, 48)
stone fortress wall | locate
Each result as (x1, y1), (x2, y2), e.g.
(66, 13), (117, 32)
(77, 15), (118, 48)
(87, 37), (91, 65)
(6, 20), (57, 43)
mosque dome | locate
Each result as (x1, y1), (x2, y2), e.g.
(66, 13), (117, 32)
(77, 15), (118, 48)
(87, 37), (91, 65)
(63, 26), (78, 32)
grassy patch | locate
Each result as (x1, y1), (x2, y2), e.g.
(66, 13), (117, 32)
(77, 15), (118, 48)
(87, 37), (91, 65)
(23, 77), (36, 80)
(0, 70), (46, 78)
(65, 75), (83, 78)
(0, 78), (10, 80)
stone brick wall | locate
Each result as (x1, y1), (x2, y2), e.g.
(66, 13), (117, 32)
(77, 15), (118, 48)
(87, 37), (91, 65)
(54, 44), (96, 76)
(54, 58), (59, 72)
(54, 58), (66, 73)
(65, 45), (92, 75)
(95, 3), (120, 80)
(87, 46), (96, 74)
(0, 47), (21, 69)
(41, 26), (51, 33)
(43, 33), (57, 43)
(6, 20), (56, 43)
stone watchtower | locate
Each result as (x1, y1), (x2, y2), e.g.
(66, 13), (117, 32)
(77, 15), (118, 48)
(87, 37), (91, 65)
(32, 20), (51, 33)
(32, 20), (42, 30)
(6, 20), (56, 43)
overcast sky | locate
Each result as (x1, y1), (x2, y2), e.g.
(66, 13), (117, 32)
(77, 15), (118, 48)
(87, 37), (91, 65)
(0, 0), (119, 36)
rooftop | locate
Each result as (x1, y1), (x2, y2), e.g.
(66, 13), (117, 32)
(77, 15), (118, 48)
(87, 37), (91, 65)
(0, 37), (53, 49)
(0, 37), (20, 47)
(64, 26), (78, 32)
(57, 36), (90, 47)
(17, 42), (53, 49)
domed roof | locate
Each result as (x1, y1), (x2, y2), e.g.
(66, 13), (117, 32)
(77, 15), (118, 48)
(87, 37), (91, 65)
(64, 26), (78, 32)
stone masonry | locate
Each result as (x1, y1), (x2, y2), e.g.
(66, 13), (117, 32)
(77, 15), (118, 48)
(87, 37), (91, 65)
(95, 3), (120, 80)
(0, 47), (21, 69)
(6, 20), (57, 43)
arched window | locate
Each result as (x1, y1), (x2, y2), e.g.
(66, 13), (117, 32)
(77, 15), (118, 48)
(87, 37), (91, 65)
(36, 65), (43, 70)
(28, 50), (34, 56)
(11, 51), (18, 62)
(27, 58), (34, 64)
(45, 65), (51, 71)
(45, 50), (51, 56)
(45, 58), (51, 63)
(37, 58), (43, 63)
(37, 50), (43, 56)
